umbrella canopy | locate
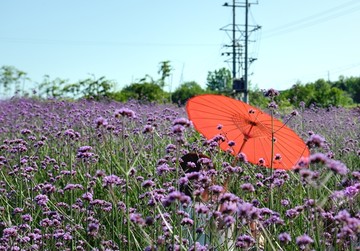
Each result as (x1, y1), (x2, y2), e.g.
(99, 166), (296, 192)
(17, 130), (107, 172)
(186, 94), (309, 170)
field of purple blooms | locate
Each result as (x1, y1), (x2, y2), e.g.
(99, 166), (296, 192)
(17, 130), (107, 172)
(0, 97), (359, 251)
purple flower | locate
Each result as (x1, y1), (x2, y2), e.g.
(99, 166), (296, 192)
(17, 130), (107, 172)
(171, 124), (185, 134)
(95, 117), (108, 128)
(306, 134), (326, 148)
(178, 176), (189, 186)
(87, 222), (99, 236)
(344, 184), (359, 197)
(20, 129), (32, 135)
(352, 171), (360, 180)
(172, 118), (191, 127)
(264, 88), (279, 97)
(291, 110), (299, 116)
(179, 195), (191, 206)
(237, 152), (248, 162)
(268, 101), (278, 109)
(3, 227), (18, 238)
(13, 207), (24, 214)
(274, 153), (282, 161)
(188, 242), (207, 251)
(296, 234), (313, 249)
(186, 161), (196, 169)
(156, 163), (171, 176)
(258, 158), (265, 166)
(64, 129), (81, 139)
(334, 209), (351, 222)
(180, 217), (194, 226)
(240, 183), (255, 192)
(142, 125), (154, 134)
(34, 194), (49, 206)
(165, 144), (176, 153)
(236, 234), (255, 248)
(286, 208), (299, 219)
(141, 180), (155, 189)
(21, 214), (33, 222)
(163, 191), (181, 204)
(278, 232), (291, 243)
(114, 108), (136, 118)
(281, 199), (290, 206)
(195, 204), (209, 214)
(222, 215), (235, 226)
(209, 185), (224, 194)
(309, 153), (328, 164)
(64, 183), (84, 191)
(326, 159), (348, 175)
(299, 168), (315, 180)
(237, 202), (255, 219)
(228, 140), (236, 147)
(198, 157), (213, 168)
(78, 146), (92, 153)
(220, 202), (237, 215)
(103, 175), (122, 187)
(82, 192), (93, 201)
(130, 213), (145, 226)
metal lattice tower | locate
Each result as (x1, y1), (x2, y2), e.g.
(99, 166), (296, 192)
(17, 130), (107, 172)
(221, 0), (261, 103)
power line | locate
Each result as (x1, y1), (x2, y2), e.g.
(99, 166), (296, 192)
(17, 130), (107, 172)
(262, 0), (360, 38)
(0, 37), (220, 47)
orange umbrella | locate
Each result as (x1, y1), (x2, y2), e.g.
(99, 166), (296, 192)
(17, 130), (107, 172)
(186, 94), (309, 170)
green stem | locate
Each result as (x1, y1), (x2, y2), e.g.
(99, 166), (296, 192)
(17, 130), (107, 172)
(269, 107), (274, 211)
(126, 173), (131, 251)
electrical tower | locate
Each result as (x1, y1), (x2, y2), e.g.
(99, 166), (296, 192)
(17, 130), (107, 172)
(221, 0), (261, 103)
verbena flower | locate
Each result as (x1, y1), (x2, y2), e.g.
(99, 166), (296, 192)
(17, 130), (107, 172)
(236, 234), (255, 248)
(326, 159), (348, 175)
(114, 108), (136, 118)
(180, 217), (193, 226)
(95, 117), (108, 128)
(296, 234), (313, 249)
(264, 88), (279, 97)
(306, 134), (326, 148)
(278, 232), (291, 243)
(172, 118), (191, 127)
(103, 175), (122, 187)
(240, 183), (255, 192)
(34, 194), (49, 206)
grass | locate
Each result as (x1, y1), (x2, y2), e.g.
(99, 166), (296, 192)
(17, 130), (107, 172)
(0, 97), (358, 250)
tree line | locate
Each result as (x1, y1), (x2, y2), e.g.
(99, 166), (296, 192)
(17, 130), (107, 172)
(0, 63), (359, 108)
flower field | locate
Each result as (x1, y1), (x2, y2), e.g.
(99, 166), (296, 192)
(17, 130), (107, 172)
(0, 97), (359, 250)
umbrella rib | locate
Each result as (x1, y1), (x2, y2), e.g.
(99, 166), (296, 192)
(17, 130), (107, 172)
(274, 138), (308, 169)
(260, 138), (272, 166)
(188, 105), (236, 117)
(188, 96), (243, 116)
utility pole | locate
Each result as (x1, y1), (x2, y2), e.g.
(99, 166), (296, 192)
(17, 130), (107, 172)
(232, 0), (236, 80)
(244, 0), (249, 103)
(221, 0), (260, 103)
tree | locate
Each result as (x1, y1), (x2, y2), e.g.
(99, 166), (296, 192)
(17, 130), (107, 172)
(171, 81), (204, 105)
(37, 75), (68, 99)
(120, 78), (167, 102)
(206, 67), (232, 92)
(248, 86), (268, 109)
(282, 81), (316, 107)
(78, 75), (114, 100)
(157, 60), (172, 88)
(333, 76), (360, 103)
(282, 79), (353, 107)
(0, 65), (29, 96)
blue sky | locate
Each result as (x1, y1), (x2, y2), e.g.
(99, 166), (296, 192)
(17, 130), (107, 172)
(1, 0), (360, 94)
